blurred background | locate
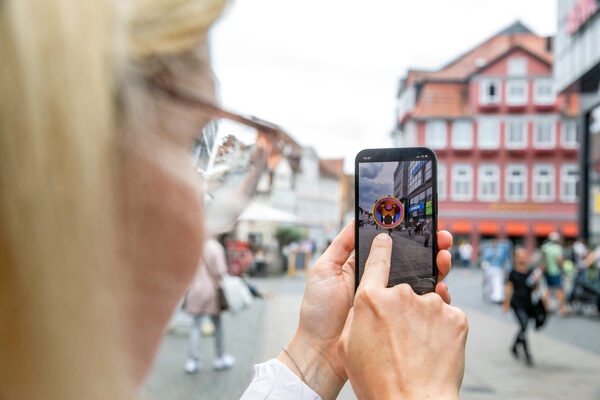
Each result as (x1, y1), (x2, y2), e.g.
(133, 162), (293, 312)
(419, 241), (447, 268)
(143, 0), (600, 399)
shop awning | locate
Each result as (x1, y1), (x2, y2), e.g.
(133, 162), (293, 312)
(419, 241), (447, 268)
(534, 223), (555, 237)
(479, 221), (499, 235)
(451, 221), (472, 234)
(238, 202), (299, 223)
(562, 223), (579, 238)
(506, 222), (528, 236)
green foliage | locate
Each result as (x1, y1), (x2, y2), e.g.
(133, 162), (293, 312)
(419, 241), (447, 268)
(275, 225), (305, 247)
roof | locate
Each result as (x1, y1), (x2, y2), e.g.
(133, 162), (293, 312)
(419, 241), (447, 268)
(414, 20), (553, 82)
(430, 34), (552, 81)
(411, 82), (470, 118)
(319, 159), (344, 178)
(401, 20), (558, 119)
(496, 20), (535, 35)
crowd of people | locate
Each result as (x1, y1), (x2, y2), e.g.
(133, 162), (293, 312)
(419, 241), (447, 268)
(452, 232), (600, 367)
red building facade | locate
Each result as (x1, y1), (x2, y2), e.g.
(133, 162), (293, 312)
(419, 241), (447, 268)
(393, 22), (580, 258)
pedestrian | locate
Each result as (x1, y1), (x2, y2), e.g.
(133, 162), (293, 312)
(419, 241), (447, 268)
(423, 219), (432, 247)
(541, 232), (569, 316)
(481, 240), (511, 303)
(502, 247), (543, 366)
(1, 1), (468, 398)
(459, 240), (473, 268)
(183, 238), (235, 373)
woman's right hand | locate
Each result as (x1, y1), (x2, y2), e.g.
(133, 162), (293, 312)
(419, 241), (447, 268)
(339, 233), (468, 400)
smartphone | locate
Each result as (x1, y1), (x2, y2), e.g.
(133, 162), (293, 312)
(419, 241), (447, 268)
(354, 147), (438, 294)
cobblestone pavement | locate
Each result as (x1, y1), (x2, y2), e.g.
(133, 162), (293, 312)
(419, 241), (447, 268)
(358, 224), (433, 288)
(143, 271), (600, 400)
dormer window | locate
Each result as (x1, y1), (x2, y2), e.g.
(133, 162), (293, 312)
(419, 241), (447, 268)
(534, 79), (555, 105)
(479, 79), (501, 105)
(506, 79), (528, 106)
(508, 57), (527, 76)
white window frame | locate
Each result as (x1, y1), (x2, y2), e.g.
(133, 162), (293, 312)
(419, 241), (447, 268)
(478, 164), (500, 202)
(438, 163), (446, 201)
(478, 119), (500, 149)
(451, 120), (473, 149)
(533, 118), (556, 149)
(425, 120), (447, 149)
(532, 164), (555, 202)
(560, 164), (579, 202)
(534, 78), (555, 105)
(561, 119), (578, 148)
(505, 164), (527, 202)
(508, 57), (527, 76)
(505, 119), (527, 149)
(506, 79), (528, 106)
(451, 164), (473, 201)
(479, 78), (501, 105)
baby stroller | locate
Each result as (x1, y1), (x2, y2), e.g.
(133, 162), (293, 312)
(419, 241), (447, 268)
(568, 267), (600, 314)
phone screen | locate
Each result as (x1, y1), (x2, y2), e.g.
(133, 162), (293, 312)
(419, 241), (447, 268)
(355, 149), (437, 294)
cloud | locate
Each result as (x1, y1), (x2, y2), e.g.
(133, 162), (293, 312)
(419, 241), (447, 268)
(359, 163), (383, 179)
(359, 180), (394, 209)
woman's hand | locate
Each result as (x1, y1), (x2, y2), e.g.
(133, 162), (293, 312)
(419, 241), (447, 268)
(338, 233), (468, 400)
(277, 220), (454, 400)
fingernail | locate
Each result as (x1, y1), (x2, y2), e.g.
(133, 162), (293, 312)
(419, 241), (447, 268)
(376, 233), (390, 241)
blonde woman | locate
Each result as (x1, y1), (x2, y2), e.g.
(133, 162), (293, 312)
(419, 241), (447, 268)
(0, 1), (466, 399)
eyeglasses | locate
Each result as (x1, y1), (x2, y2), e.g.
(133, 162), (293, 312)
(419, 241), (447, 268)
(150, 74), (292, 234)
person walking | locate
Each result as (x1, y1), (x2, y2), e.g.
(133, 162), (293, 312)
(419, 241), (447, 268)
(459, 241), (473, 269)
(502, 247), (542, 366)
(423, 219), (432, 247)
(541, 232), (569, 316)
(481, 240), (510, 303)
(183, 238), (235, 373)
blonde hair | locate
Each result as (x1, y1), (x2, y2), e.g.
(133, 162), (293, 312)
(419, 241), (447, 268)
(0, 0), (226, 398)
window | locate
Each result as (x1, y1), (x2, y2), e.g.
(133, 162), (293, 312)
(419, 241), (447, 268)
(451, 164), (473, 201)
(561, 120), (578, 148)
(478, 119), (500, 149)
(560, 164), (579, 202)
(533, 119), (556, 148)
(506, 79), (528, 106)
(533, 164), (555, 202)
(479, 79), (501, 105)
(478, 164), (500, 201)
(451, 120), (473, 149)
(534, 79), (555, 104)
(505, 164), (527, 202)
(425, 120), (447, 149)
(438, 163), (446, 200)
(506, 119), (527, 149)
(508, 57), (527, 76)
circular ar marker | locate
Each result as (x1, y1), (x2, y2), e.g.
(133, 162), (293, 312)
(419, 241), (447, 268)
(373, 196), (404, 229)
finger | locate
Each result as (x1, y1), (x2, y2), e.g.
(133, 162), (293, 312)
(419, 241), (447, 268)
(437, 230), (453, 250)
(359, 233), (392, 289)
(435, 281), (451, 304)
(342, 254), (356, 305)
(319, 219), (355, 266)
(437, 249), (452, 281)
(339, 307), (355, 357)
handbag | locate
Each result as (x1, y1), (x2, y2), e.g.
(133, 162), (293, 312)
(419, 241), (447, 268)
(220, 274), (253, 313)
(204, 257), (229, 312)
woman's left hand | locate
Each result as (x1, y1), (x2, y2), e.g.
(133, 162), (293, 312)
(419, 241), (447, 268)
(277, 220), (454, 400)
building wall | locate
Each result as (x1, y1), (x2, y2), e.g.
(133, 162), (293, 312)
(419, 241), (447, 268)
(405, 51), (580, 258)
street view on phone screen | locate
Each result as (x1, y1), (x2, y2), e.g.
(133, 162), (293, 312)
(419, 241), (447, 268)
(357, 158), (436, 294)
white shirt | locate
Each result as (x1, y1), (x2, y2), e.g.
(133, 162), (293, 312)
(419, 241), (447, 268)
(240, 359), (321, 400)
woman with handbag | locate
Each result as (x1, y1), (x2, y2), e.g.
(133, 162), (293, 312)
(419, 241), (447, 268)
(183, 238), (235, 373)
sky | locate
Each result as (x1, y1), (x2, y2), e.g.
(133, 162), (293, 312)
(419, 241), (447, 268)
(210, 0), (557, 172)
(358, 162), (397, 210)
